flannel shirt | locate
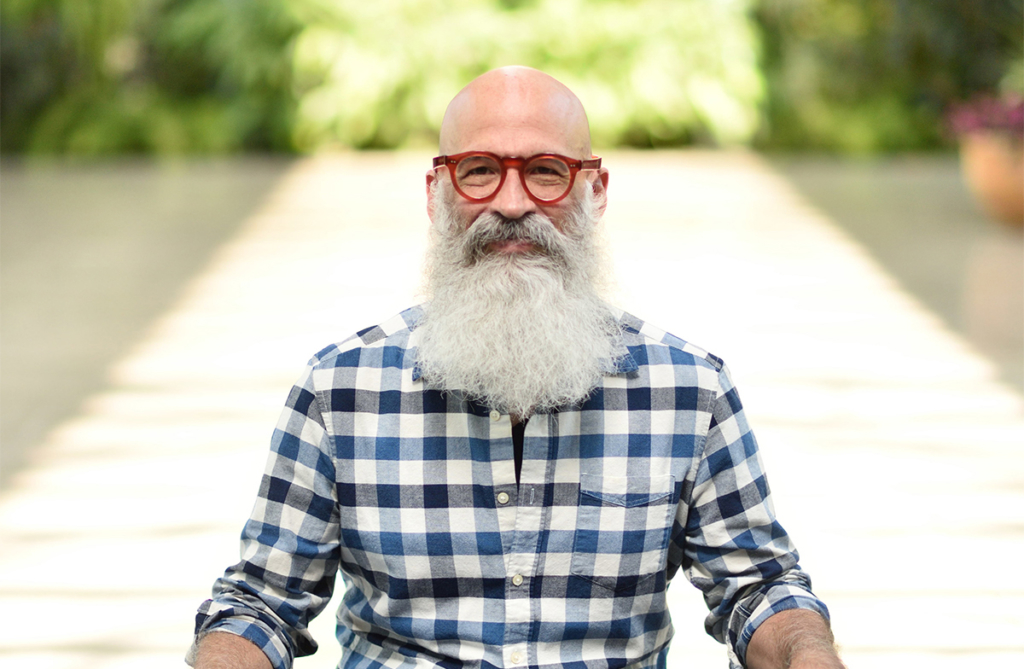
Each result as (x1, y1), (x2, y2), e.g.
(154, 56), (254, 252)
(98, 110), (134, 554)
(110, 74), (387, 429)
(190, 305), (829, 669)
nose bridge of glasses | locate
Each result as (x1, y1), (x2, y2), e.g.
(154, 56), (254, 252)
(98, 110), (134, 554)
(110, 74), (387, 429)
(501, 156), (527, 172)
(500, 157), (531, 195)
(490, 158), (535, 210)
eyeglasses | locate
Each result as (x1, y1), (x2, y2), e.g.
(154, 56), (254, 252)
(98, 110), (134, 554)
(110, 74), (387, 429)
(432, 151), (602, 205)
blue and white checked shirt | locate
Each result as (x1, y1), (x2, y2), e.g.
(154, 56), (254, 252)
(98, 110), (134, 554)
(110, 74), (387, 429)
(191, 306), (829, 669)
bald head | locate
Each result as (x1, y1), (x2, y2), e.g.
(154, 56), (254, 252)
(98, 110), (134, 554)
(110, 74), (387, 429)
(439, 67), (592, 158)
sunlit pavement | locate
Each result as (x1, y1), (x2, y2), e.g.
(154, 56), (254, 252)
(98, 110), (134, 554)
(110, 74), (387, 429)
(1, 151), (1022, 668)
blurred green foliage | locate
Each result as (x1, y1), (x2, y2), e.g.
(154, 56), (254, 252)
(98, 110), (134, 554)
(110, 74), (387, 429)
(1, 0), (301, 153)
(1, 0), (763, 153)
(756, 0), (1024, 153)
(288, 0), (762, 150)
(1, 0), (1020, 154)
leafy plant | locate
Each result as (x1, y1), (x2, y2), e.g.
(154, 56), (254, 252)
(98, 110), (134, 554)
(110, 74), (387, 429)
(1, 0), (302, 153)
(3, 0), (1020, 154)
(287, 0), (765, 150)
(2, 0), (764, 154)
(755, 0), (1024, 153)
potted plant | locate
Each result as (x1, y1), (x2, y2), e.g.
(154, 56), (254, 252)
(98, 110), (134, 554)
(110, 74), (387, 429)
(948, 90), (1024, 229)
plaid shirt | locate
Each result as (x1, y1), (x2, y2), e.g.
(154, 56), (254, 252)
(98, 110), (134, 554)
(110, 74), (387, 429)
(191, 306), (828, 669)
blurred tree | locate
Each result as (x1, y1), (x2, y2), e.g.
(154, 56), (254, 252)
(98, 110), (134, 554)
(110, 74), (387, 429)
(1, 0), (764, 154)
(1, 0), (135, 152)
(755, 0), (1024, 153)
(1, 0), (302, 153)
(286, 0), (764, 150)
(3, 0), (1018, 154)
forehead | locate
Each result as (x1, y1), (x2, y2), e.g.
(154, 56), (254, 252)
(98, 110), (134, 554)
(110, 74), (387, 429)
(442, 80), (590, 158)
(454, 119), (577, 158)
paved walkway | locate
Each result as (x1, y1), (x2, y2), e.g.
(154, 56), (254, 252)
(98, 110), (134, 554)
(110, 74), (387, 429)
(0, 158), (292, 488)
(1, 151), (1021, 668)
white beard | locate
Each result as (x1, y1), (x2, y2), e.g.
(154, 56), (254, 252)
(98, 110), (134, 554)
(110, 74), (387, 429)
(416, 183), (621, 417)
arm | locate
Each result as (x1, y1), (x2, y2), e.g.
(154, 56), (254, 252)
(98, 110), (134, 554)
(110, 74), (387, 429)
(746, 609), (845, 669)
(674, 362), (835, 668)
(193, 632), (272, 669)
(188, 357), (342, 669)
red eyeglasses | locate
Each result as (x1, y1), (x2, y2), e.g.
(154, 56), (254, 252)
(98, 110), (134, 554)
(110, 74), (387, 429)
(432, 151), (602, 204)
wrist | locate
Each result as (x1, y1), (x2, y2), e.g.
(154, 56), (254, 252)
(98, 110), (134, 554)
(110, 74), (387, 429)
(788, 646), (846, 669)
(746, 608), (842, 669)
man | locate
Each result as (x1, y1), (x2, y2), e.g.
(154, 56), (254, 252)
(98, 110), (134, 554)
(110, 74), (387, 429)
(188, 67), (844, 669)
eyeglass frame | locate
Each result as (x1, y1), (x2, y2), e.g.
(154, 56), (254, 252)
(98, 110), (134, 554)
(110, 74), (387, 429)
(432, 151), (603, 205)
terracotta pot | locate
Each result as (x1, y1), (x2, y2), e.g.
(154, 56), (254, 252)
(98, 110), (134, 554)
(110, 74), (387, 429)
(959, 131), (1024, 228)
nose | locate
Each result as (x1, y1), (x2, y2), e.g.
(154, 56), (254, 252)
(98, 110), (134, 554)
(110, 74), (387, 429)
(488, 168), (537, 220)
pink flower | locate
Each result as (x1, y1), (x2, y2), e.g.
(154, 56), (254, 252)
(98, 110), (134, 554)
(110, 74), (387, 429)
(948, 95), (1024, 137)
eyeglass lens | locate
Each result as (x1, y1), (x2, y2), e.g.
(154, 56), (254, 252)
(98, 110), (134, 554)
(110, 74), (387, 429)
(454, 155), (572, 201)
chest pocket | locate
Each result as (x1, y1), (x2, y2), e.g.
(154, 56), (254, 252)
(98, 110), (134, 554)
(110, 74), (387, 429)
(570, 473), (676, 593)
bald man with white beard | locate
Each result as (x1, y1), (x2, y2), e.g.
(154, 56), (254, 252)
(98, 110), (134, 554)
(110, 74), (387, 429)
(188, 67), (845, 669)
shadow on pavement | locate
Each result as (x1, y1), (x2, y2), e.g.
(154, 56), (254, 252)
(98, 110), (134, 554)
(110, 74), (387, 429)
(0, 157), (295, 489)
(768, 154), (1024, 394)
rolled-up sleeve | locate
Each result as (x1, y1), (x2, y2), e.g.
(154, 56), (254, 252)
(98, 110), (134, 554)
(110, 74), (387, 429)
(679, 363), (829, 668)
(188, 358), (341, 669)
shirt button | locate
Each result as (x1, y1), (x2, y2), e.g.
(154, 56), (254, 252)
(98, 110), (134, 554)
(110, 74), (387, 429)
(490, 410), (501, 421)
(496, 492), (510, 505)
(511, 574), (524, 586)
(510, 651), (523, 664)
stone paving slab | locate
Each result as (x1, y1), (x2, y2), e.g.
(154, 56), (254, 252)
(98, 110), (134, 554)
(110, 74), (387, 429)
(1, 151), (1021, 668)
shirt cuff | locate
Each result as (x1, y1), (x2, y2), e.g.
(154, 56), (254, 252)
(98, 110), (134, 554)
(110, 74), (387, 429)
(729, 584), (831, 668)
(186, 617), (291, 669)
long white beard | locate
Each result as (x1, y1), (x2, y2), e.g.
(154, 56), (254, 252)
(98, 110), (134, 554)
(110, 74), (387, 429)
(416, 183), (621, 417)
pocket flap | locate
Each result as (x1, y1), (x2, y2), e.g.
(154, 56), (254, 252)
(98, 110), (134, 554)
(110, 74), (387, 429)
(579, 473), (674, 508)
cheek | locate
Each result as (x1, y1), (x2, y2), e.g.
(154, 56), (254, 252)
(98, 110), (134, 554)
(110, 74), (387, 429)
(457, 204), (487, 230)
(541, 210), (566, 232)
(539, 198), (580, 233)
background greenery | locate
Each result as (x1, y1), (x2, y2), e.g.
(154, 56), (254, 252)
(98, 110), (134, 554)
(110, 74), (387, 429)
(2, 0), (1021, 155)
(756, 0), (1023, 153)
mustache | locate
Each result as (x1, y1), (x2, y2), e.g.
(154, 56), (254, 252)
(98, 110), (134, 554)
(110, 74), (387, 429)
(460, 213), (569, 263)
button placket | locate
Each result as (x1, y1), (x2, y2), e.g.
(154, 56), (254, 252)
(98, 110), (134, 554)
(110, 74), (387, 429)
(485, 408), (516, 520)
(499, 414), (547, 663)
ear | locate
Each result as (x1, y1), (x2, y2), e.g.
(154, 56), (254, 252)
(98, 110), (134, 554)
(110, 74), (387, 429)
(590, 167), (609, 219)
(426, 169), (438, 223)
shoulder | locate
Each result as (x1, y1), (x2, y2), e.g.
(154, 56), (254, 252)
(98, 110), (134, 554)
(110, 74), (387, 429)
(610, 306), (725, 375)
(306, 305), (423, 371)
